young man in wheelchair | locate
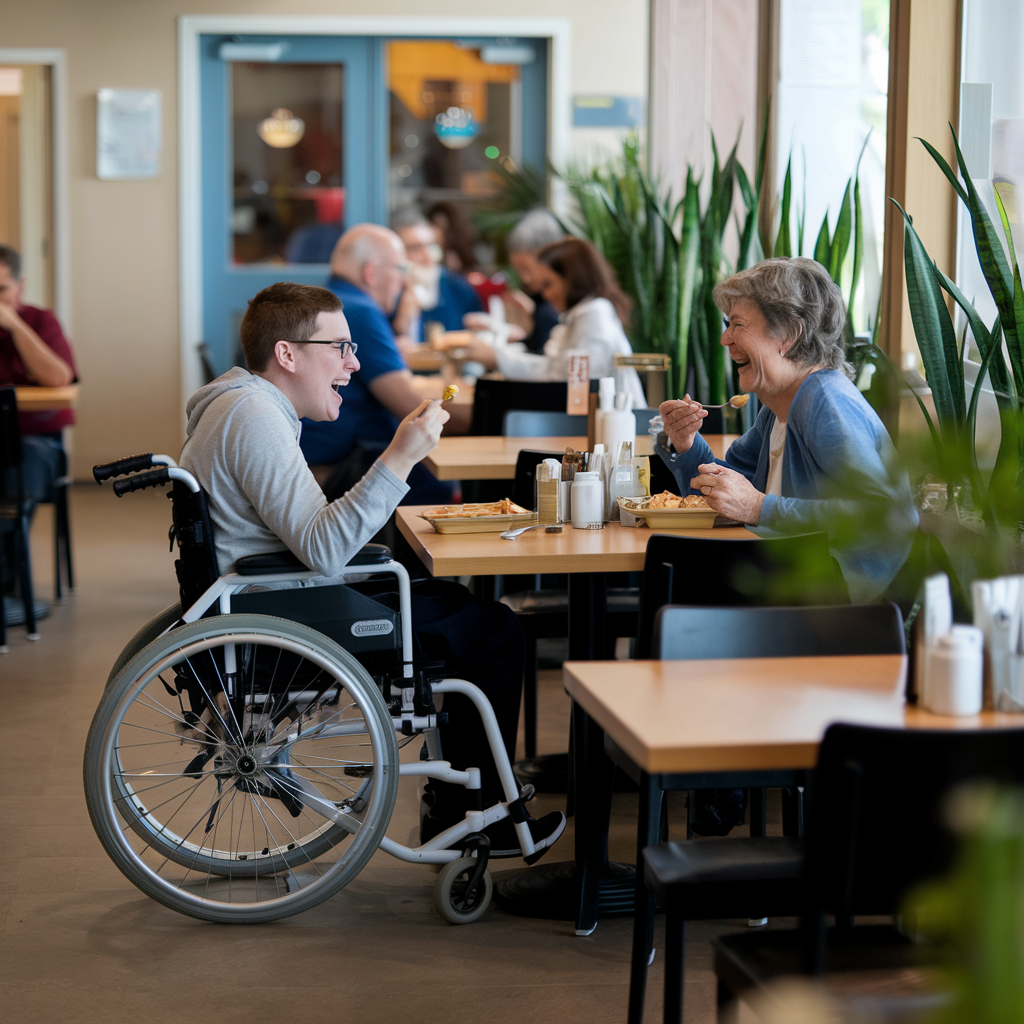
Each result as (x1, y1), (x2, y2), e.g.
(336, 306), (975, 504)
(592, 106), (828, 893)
(178, 281), (565, 859)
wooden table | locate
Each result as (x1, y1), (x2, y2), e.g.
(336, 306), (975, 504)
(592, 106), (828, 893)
(14, 384), (79, 412)
(565, 655), (1023, 1021)
(423, 433), (740, 482)
(397, 508), (759, 934)
(404, 347), (445, 374)
(396, 506), (756, 577)
(565, 655), (909, 774)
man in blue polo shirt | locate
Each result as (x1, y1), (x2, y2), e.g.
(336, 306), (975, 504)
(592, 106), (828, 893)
(299, 223), (459, 505)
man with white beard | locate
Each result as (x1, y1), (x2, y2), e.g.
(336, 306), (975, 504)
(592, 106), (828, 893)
(391, 210), (482, 343)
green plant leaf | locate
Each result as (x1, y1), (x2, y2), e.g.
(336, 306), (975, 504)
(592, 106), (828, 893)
(848, 133), (871, 332)
(813, 214), (831, 267)
(773, 156), (792, 257)
(829, 180), (853, 284)
(936, 266), (1016, 407)
(947, 126), (1024, 392)
(893, 199), (965, 442)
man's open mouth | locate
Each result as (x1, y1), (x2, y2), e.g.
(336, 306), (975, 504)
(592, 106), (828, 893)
(332, 378), (349, 392)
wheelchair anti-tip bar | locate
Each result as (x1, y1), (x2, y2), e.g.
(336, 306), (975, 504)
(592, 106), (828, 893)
(93, 452), (177, 483)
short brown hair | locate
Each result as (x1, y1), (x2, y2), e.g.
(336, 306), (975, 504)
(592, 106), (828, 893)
(536, 237), (633, 325)
(240, 282), (344, 371)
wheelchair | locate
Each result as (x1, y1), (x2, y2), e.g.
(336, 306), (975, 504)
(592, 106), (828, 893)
(83, 453), (542, 925)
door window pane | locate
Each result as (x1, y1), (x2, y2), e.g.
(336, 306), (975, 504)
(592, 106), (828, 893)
(232, 62), (344, 265)
(388, 41), (519, 236)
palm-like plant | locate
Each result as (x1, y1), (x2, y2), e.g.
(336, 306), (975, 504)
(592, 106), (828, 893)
(896, 126), (1024, 533)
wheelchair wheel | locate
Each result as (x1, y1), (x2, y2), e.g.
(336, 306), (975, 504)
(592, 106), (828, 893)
(432, 857), (493, 925)
(106, 603), (182, 686)
(84, 613), (399, 923)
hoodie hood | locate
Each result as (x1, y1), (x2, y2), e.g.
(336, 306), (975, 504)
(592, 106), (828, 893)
(185, 367), (298, 439)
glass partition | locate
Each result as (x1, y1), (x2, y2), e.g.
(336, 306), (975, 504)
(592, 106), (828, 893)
(231, 62), (345, 265)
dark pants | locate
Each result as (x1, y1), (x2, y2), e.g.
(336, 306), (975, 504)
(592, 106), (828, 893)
(356, 577), (525, 819)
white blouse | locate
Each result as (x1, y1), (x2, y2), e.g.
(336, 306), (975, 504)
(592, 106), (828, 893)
(493, 296), (648, 408)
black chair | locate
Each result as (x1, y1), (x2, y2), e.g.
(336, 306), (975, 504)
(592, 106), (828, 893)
(0, 387), (39, 648)
(712, 722), (1024, 1021)
(43, 443), (73, 600)
(637, 603), (906, 1024)
(636, 531), (849, 659)
(501, 448), (639, 759)
(469, 378), (570, 436)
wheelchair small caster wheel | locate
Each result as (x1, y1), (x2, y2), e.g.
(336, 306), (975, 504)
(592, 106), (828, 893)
(433, 856), (492, 924)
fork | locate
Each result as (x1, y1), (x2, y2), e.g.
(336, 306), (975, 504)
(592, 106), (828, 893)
(500, 524), (563, 541)
(701, 395), (749, 409)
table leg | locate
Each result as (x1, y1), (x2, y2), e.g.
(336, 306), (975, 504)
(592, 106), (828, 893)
(628, 772), (662, 1024)
(493, 570), (635, 928)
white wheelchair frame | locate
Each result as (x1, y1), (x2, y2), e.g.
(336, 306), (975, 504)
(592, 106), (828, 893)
(147, 458), (538, 866)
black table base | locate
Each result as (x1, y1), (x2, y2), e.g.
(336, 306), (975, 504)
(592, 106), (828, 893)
(492, 861), (635, 925)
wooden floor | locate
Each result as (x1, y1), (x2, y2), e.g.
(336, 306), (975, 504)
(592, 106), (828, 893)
(0, 486), (770, 1024)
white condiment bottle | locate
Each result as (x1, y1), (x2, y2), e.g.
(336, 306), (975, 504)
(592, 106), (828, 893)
(923, 625), (984, 716)
(571, 471), (604, 529)
(597, 391), (634, 469)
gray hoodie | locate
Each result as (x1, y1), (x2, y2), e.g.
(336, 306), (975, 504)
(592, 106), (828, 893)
(179, 367), (409, 575)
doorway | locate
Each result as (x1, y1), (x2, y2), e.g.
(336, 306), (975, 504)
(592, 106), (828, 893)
(0, 63), (54, 310)
(196, 30), (549, 375)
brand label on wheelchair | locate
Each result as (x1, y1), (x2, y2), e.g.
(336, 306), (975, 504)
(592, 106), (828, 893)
(350, 619), (395, 637)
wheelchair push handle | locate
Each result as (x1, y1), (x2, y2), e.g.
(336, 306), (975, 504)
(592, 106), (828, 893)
(112, 468), (171, 496)
(94, 453), (157, 483)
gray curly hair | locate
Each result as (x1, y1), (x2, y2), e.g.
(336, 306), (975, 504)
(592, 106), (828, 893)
(712, 257), (853, 379)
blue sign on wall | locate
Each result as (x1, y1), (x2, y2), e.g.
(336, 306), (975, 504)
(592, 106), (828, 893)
(572, 95), (645, 128)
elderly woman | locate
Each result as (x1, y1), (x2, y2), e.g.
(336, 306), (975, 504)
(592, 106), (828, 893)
(657, 257), (918, 603)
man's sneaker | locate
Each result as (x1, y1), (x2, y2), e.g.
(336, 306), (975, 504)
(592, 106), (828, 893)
(484, 810), (566, 862)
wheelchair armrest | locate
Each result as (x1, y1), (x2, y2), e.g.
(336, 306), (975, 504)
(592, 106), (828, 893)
(233, 544), (392, 576)
(235, 550), (308, 575)
(347, 543), (393, 566)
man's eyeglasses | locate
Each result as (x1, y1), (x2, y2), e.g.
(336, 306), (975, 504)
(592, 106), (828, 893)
(289, 340), (358, 357)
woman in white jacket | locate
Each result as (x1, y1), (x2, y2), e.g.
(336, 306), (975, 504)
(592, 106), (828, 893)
(463, 237), (647, 407)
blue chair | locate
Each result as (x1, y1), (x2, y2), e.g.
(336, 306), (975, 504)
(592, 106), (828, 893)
(502, 410), (586, 437)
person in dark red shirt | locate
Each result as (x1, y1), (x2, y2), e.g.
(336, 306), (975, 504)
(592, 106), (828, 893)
(0, 244), (77, 512)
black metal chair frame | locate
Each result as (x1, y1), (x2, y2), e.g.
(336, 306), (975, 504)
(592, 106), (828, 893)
(713, 722), (1024, 1021)
(0, 386), (39, 648)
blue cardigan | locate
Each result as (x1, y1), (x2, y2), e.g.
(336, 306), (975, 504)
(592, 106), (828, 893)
(656, 369), (919, 602)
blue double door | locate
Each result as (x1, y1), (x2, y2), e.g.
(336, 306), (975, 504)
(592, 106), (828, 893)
(199, 33), (548, 373)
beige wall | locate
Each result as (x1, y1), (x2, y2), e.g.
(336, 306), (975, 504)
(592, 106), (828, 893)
(2, 0), (648, 479)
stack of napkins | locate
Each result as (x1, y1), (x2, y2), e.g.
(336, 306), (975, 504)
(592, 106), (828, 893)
(972, 576), (1024, 711)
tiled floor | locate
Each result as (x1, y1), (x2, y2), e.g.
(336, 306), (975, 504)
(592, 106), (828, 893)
(1, 486), (762, 1024)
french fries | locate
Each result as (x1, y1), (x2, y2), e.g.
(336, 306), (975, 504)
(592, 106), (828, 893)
(423, 498), (531, 519)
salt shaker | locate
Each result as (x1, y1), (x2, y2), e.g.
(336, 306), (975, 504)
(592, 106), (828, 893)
(571, 471), (604, 530)
(923, 625), (984, 716)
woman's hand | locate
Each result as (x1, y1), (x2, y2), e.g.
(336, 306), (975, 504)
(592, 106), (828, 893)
(689, 463), (764, 525)
(459, 334), (500, 370)
(380, 400), (449, 481)
(659, 396), (707, 453)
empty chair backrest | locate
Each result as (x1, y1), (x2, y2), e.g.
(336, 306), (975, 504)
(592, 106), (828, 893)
(503, 410), (587, 437)
(636, 532), (848, 657)
(808, 723), (1024, 918)
(633, 408), (660, 435)
(653, 603), (905, 660)
(469, 378), (569, 435)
